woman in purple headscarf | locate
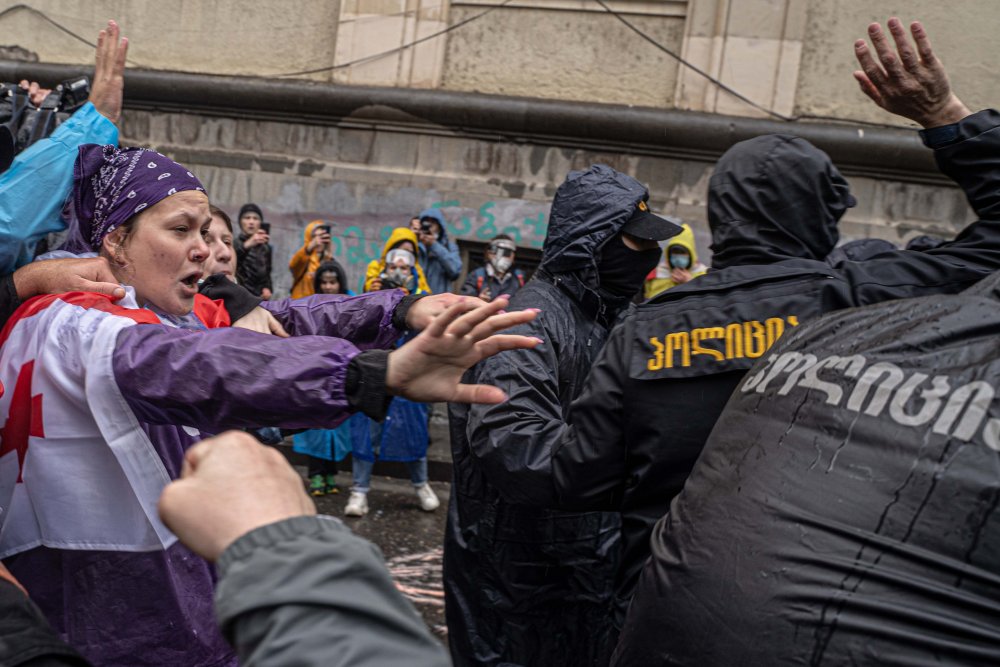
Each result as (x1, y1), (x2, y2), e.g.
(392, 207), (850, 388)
(0, 144), (537, 666)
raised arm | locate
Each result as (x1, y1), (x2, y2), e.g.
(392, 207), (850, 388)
(0, 21), (125, 273)
(853, 19), (1000, 218)
(853, 18), (970, 130)
(839, 19), (1000, 304)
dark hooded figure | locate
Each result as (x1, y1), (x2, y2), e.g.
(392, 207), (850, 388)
(444, 164), (681, 667)
(615, 270), (1000, 667)
(448, 111), (1000, 649)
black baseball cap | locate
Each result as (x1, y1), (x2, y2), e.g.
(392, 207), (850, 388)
(621, 199), (684, 241)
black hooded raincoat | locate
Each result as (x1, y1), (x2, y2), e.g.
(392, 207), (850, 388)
(615, 270), (1000, 665)
(444, 165), (648, 666)
(466, 110), (1000, 625)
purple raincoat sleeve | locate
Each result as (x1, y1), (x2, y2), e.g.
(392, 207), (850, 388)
(112, 325), (363, 432)
(260, 290), (404, 350)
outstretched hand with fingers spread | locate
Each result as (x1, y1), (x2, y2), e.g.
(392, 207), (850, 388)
(853, 18), (970, 128)
(89, 19), (128, 124)
(386, 297), (540, 404)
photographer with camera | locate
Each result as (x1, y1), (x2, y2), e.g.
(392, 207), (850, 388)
(415, 208), (462, 294)
(289, 220), (335, 298)
(364, 227), (430, 293)
(0, 19), (126, 273)
(235, 203), (273, 299)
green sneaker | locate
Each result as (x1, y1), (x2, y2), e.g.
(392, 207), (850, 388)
(309, 474), (326, 497)
(325, 474), (339, 495)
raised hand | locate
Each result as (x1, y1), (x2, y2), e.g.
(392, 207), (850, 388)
(18, 80), (52, 107)
(89, 19), (128, 124)
(386, 297), (540, 403)
(853, 18), (970, 128)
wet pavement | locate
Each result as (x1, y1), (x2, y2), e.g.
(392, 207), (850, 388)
(284, 407), (454, 644)
(298, 469), (451, 642)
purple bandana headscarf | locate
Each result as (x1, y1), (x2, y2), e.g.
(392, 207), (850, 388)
(73, 144), (206, 250)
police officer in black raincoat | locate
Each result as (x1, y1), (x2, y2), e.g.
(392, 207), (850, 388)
(457, 19), (1000, 633)
(615, 266), (1000, 666)
(444, 165), (682, 666)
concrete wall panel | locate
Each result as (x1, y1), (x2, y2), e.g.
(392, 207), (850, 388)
(0, 0), (341, 79)
(441, 5), (684, 106)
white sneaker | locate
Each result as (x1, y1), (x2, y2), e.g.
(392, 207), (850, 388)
(344, 491), (369, 517)
(416, 483), (440, 512)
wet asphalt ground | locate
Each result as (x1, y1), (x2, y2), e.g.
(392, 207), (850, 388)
(281, 406), (453, 644)
(301, 472), (450, 641)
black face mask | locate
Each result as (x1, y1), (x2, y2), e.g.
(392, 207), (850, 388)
(597, 233), (661, 300)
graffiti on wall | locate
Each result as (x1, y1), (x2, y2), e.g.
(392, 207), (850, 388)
(264, 197), (551, 296)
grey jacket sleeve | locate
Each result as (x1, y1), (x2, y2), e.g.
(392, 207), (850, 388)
(215, 515), (450, 667)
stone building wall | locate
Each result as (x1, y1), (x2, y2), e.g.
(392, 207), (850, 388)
(120, 106), (974, 298)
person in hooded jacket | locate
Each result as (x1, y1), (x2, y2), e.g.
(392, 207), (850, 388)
(463, 18), (1000, 631)
(615, 267), (1000, 667)
(415, 208), (463, 294)
(444, 164), (682, 667)
(235, 203), (273, 298)
(289, 220), (335, 299)
(365, 227), (431, 294)
(642, 223), (707, 299)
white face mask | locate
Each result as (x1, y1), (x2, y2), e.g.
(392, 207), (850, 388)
(492, 255), (513, 274)
(387, 267), (413, 289)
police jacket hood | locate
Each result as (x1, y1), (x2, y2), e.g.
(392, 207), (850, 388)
(708, 134), (855, 269)
(540, 164), (651, 319)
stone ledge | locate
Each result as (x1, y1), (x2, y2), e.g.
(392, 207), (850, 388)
(0, 61), (947, 184)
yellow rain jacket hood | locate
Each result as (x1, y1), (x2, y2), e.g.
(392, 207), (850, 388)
(643, 223), (707, 299)
(364, 227), (431, 294)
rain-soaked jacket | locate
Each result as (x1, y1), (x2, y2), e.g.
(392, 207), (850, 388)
(480, 110), (1000, 624)
(444, 165), (647, 666)
(615, 270), (1000, 665)
(0, 287), (405, 666)
(364, 227), (431, 294)
(642, 223), (707, 298)
(289, 220), (335, 299)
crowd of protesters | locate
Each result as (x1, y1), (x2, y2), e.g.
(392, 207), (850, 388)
(0, 13), (999, 667)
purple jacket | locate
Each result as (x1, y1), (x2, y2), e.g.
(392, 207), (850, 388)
(3, 290), (403, 666)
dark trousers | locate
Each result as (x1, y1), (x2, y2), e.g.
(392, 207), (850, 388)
(307, 456), (338, 477)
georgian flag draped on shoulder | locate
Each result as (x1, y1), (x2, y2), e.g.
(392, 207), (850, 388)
(0, 291), (226, 558)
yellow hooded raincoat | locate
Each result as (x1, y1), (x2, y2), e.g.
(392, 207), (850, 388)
(364, 227), (431, 294)
(643, 223), (708, 299)
(289, 220), (335, 299)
